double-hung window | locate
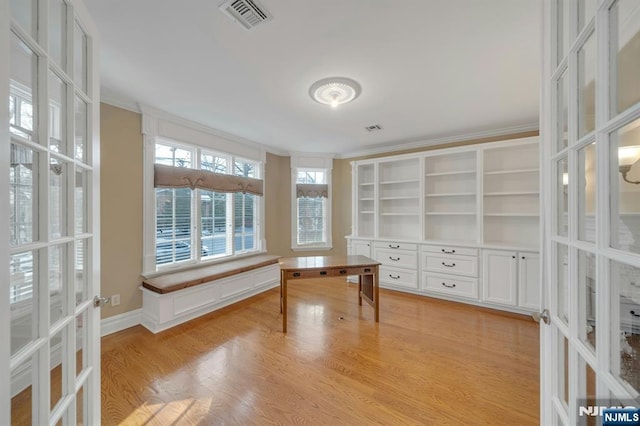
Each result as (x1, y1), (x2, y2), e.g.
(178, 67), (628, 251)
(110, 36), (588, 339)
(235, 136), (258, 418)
(151, 139), (263, 271)
(291, 156), (333, 251)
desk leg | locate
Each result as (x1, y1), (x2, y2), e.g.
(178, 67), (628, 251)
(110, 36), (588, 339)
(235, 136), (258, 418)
(374, 267), (379, 323)
(282, 276), (288, 333)
(279, 270), (284, 314)
(358, 275), (363, 306)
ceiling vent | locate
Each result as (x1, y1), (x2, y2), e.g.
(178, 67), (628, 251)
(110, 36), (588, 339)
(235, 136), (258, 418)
(220, 0), (272, 30)
(365, 124), (383, 132)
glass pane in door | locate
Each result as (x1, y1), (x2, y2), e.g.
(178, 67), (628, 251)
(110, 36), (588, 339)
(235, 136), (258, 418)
(50, 157), (67, 239)
(578, 0), (597, 34)
(50, 329), (65, 410)
(557, 0), (570, 65)
(10, 32), (37, 142)
(557, 243), (570, 324)
(578, 249), (596, 351)
(610, 119), (640, 255)
(49, 71), (67, 154)
(610, 259), (640, 394)
(10, 0), (36, 38)
(578, 33), (596, 138)
(75, 96), (87, 162)
(10, 144), (38, 245)
(74, 22), (87, 93)
(611, 0), (640, 115)
(49, 0), (67, 70)
(556, 71), (569, 152)
(75, 239), (88, 306)
(578, 142), (596, 243)
(49, 244), (67, 326)
(75, 169), (87, 234)
(10, 250), (37, 356)
(11, 356), (34, 425)
(557, 157), (569, 237)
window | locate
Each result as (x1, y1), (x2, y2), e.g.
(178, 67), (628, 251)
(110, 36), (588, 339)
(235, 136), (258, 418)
(151, 139), (263, 271)
(291, 156), (333, 251)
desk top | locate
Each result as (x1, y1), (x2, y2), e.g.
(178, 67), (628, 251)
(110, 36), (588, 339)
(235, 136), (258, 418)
(278, 255), (380, 271)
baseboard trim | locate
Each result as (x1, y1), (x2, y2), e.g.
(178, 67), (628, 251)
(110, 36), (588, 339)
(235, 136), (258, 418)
(101, 309), (143, 337)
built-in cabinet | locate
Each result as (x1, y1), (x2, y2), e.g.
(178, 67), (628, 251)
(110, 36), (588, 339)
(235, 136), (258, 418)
(348, 137), (540, 315)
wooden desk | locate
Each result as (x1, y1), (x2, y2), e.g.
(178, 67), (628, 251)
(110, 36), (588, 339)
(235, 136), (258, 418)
(279, 255), (381, 333)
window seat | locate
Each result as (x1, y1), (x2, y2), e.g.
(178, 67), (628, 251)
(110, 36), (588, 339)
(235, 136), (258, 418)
(140, 254), (281, 333)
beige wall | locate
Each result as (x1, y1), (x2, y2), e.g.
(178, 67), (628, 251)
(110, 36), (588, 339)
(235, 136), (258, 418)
(98, 103), (538, 319)
(100, 104), (144, 318)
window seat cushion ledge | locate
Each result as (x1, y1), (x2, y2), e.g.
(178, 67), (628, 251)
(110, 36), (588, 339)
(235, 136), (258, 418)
(142, 254), (281, 294)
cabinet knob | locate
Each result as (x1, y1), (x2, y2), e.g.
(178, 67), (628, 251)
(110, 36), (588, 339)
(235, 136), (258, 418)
(512, 256), (516, 259)
(522, 256), (525, 260)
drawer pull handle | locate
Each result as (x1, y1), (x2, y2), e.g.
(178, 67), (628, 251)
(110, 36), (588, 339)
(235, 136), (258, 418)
(442, 262), (456, 267)
(364, 268), (371, 273)
(389, 244), (400, 249)
(389, 274), (400, 279)
(442, 249), (456, 254)
(441, 282), (456, 289)
(339, 269), (347, 275)
(293, 272), (301, 277)
(320, 271), (327, 276)
(389, 256), (400, 261)
(631, 310), (640, 318)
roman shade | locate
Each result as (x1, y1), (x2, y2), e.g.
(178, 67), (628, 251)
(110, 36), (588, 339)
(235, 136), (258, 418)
(296, 183), (328, 198)
(154, 164), (264, 196)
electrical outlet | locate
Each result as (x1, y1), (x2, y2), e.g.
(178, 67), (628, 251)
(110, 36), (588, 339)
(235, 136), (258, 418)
(111, 294), (120, 306)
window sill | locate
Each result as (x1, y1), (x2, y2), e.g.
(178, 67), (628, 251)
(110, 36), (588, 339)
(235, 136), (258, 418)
(143, 251), (266, 279)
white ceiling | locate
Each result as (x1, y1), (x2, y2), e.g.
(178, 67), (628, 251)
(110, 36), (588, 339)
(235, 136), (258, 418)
(84, 0), (541, 157)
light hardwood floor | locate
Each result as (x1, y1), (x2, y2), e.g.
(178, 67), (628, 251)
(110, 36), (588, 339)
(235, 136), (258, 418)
(101, 278), (539, 425)
(13, 277), (540, 425)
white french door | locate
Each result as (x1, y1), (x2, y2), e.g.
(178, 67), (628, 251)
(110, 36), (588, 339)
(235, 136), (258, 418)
(541, 0), (640, 424)
(1, 0), (101, 424)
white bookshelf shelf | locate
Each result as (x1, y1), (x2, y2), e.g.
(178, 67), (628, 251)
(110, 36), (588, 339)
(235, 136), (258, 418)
(426, 212), (476, 216)
(484, 213), (539, 217)
(380, 179), (420, 185)
(380, 212), (420, 216)
(380, 196), (420, 201)
(426, 192), (475, 197)
(484, 191), (539, 197)
(484, 168), (539, 176)
(425, 170), (476, 177)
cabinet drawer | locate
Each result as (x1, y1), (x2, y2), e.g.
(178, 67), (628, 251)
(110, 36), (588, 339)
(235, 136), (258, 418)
(421, 244), (477, 257)
(423, 273), (478, 299)
(379, 266), (418, 289)
(423, 254), (478, 277)
(374, 248), (418, 269)
(374, 241), (418, 251)
(284, 269), (334, 280)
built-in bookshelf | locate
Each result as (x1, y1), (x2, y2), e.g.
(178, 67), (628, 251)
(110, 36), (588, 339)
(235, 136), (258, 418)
(378, 157), (421, 239)
(355, 163), (375, 237)
(482, 143), (540, 249)
(424, 151), (477, 243)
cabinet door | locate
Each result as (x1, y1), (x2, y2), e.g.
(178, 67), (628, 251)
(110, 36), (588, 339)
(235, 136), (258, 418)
(349, 240), (371, 257)
(482, 250), (517, 306)
(518, 252), (540, 310)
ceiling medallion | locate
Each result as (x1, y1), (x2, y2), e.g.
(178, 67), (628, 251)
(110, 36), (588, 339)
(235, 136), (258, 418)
(309, 77), (362, 108)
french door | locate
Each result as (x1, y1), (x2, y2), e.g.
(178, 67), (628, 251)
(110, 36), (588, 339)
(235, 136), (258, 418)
(541, 0), (640, 424)
(1, 0), (101, 424)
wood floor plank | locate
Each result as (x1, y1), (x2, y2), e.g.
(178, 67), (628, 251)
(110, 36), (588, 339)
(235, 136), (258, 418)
(98, 278), (539, 425)
(12, 277), (539, 425)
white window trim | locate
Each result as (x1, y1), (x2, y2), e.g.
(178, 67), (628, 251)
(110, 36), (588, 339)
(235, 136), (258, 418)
(290, 154), (334, 252)
(141, 106), (268, 275)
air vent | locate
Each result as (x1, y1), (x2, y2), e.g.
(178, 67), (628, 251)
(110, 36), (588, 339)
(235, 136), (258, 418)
(220, 0), (272, 30)
(365, 124), (383, 132)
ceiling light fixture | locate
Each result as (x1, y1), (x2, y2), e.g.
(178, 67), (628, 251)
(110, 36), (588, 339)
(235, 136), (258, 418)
(309, 77), (361, 108)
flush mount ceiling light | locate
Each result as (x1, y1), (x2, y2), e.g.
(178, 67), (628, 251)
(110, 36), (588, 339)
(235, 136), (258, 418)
(309, 77), (361, 108)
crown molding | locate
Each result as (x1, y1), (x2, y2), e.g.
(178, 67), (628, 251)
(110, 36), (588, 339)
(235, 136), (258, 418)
(335, 122), (539, 159)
